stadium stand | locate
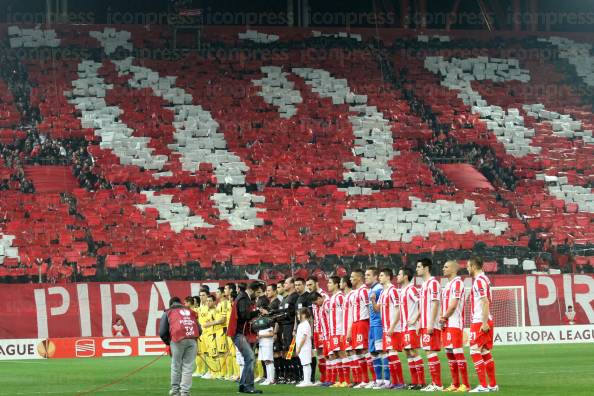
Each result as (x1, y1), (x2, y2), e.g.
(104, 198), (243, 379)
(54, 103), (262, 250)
(0, 24), (591, 283)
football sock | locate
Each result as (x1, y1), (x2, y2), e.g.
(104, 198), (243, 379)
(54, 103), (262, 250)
(302, 364), (312, 384)
(292, 357), (303, 381)
(482, 351), (497, 387)
(351, 355), (361, 383)
(261, 360), (267, 379)
(427, 353), (442, 387)
(415, 356), (426, 385)
(338, 358), (347, 383)
(344, 357), (352, 384)
(328, 359), (337, 383)
(318, 357), (327, 383)
(265, 362), (275, 382)
(283, 358), (292, 381)
(388, 354), (403, 384)
(382, 355), (391, 381)
(471, 351), (488, 387)
(195, 356), (204, 374)
(358, 356), (369, 383)
(455, 350), (470, 388)
(273, 357), (281, 381)
(372, 356), (383, 381)
(446, 350), (459, 387)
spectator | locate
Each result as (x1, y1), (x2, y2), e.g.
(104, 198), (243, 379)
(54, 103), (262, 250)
(564, 306), (576, 325)
(112, 318), (127, 336)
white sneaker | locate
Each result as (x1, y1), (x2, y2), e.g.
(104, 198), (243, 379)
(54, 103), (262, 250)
(260, 380), (270, 386)
(470, 385), (491, 393)
(201, 373), (213, 380)
(296, 381), (314, 388)
(365, 381), (377, 389)
(191, 373), (201, 378)
(353, 382), (368, 389)
(372, 381), (390, 389)
(254, 377), (263, 383)
(488, 385), (499, 392)
(421, 384), (436, 392)
(313, 381), (323, 386)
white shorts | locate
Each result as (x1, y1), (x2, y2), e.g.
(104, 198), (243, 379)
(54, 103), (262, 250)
(298, 348), (312, 365)
(258, 340), (274, 361)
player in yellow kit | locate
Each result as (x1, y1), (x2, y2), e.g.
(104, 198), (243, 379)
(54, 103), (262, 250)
(184, 296), (206, 378)
(203, 294), (226, 379)
(215, 286), (232, 380)
(194, 290), (212, 378)
(220, 283), (240, 380)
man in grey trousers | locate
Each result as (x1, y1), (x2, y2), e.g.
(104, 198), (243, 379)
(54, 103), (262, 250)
(160, 296), (200, 396)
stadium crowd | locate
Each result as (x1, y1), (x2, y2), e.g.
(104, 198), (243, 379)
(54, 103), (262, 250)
(170, 257), (498, 394)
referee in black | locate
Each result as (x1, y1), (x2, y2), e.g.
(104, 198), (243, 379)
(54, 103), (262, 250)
(277, 277), (298, 383)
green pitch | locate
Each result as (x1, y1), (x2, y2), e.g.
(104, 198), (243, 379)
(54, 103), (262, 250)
(3, 344), (593, 395)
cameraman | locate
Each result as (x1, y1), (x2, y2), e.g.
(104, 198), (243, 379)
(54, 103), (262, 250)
(229, 282), (263, 394)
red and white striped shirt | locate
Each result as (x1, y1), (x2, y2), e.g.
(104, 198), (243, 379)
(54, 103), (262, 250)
(313, 290), (329, 336)
(471, 273), (492, 324)
(400, 283), (419, 331)
(328, 292), (345, 336)
(441, 276), (465, 329)
(379, 285), (400, 333)
(319, 298), (331, 339)
(352, 285), (370, 322)
(420, 276), (441, 329)
(344, 289), (357, 331)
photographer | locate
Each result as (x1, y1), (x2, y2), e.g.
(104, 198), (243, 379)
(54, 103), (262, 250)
(228, 282), (263, 394)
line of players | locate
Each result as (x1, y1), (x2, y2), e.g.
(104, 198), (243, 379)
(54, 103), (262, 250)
(185, 255), (498, 392)
(307, 256), (498, 392)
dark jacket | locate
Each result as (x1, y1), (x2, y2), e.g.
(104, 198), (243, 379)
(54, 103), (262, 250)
(296, 291), (312, 312)
(279, 291), (298, 325)
(235, 290), (259, 334)
(268, 296), (281, 314)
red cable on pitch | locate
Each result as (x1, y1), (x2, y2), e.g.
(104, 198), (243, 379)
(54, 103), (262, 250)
(75, 353), (166, 396)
